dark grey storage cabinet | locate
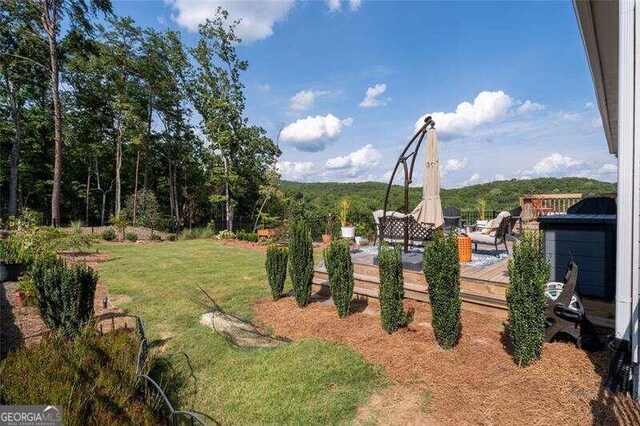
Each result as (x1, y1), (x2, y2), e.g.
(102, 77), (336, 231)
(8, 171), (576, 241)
(539, 214), (616, 300)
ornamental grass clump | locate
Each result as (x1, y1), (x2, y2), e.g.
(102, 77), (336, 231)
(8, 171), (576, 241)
(378, 245), (408, 333)
(324, 239), (354, 318)
(423, 232), (461, 349)
(288, 219), (314, 307)
(32, 254), (98, 337)
(507, 230), (551, 367)
(265, 245), (288, 301)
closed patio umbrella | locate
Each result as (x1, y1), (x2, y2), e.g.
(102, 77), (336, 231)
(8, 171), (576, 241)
(411, 126), (444, 228)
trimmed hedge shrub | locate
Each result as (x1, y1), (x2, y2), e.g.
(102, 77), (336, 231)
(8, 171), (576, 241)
(265, 245), (288, 301)
(288, 219), (314, 308)
(378, 245), (407, 333)
(507, 230), (550, 367)
(237, 231), (259, 242)
(125, 231), (138, 242)
(324, 239), (354, 318)
(423, 232), (461, 349)
(102, 228), (116, 241)
(32, 255), (98, 337)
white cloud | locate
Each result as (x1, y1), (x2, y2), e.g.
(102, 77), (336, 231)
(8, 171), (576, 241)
(327, 0), (361, 12)
(460, 173), (480, 187)
(532, 153), (582, 174)
(276, 161), (314, 181)
(517, 100), (545, 114)
(289, 90), (327, 111)
(349, 0), (362, 11)
(591, 116), (603, 127)
(280, 114), (352, 151)
(415, 90), (514, 139)
(327, 0), (341, 12)
(359, 83), (389, 108)
(585, 102), (594, 109)
(561, 112), (580, 122)
(257, 83), (271, 91)
(443, 157), (469, 172)
(494, 173), (507, 181)
(325, 144), (382, 171)
(599, 163), (618, 173)
(169, 0), (295, 42)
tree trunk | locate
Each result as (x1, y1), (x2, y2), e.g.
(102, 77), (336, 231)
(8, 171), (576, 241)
(85, 165), (91, 225)
(114, 112), (123, 214)
(42, 2), (63, 226)
(144, 97), (152, 189)
(4, 75), (21, 217)
(132, 147), (140, 224)
(222, 156), (233, 232)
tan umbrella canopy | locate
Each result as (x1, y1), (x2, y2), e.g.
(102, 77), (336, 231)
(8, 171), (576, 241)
(411, 126), (444, 228)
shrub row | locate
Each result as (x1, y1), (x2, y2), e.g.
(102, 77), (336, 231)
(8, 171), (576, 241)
(237, 231), (258, 242)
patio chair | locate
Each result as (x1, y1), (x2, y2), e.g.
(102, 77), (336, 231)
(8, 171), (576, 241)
(468, 211), (510, 255)
(443, 207), (465, 231)
(544, 260), (601, 350)
(508, 206), (523, 236)
(377, 213), (434, 247)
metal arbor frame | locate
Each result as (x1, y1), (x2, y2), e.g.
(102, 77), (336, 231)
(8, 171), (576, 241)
(381, 115), (435, 252)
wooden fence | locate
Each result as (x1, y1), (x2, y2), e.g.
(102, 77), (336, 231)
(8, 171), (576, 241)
(519, 193), (617, 222)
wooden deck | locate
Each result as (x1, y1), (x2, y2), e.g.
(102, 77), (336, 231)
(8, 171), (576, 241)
(312, 244), (614, 328)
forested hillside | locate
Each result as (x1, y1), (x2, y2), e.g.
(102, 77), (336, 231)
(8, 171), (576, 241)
(282, 177), (617, 217)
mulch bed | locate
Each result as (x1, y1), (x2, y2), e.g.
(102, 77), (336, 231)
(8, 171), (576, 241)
(253, 296), (640, 425)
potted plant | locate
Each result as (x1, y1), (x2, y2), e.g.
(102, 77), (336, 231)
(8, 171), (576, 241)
(354, 222), (370, 246)
(322, 215), (335, 244)
(338, 198), (355, 239)
(0, 237), (23, 283)
(476, 198), (488, 228)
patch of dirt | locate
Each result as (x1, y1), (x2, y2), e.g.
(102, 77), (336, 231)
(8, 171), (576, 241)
(222, 239), (268, 252)
(253, 296), (640, 425)
(59, 251), (111, 268)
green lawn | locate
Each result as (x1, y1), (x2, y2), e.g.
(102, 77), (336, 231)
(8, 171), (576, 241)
(97, 240), (383, 424)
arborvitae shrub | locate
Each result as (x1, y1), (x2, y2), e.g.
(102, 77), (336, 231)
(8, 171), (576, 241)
(32, 254), (98, 337)
(265, 245), (288, 301)
(423, 232), (461, 349)
(324, 239), (354, 318)
(507, 231), (550, 367)
(378, 245), (407, 333)
(288, 219), (314, 307)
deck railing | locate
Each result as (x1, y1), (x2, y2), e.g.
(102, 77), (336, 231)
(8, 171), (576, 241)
(519, 193), (617, 221)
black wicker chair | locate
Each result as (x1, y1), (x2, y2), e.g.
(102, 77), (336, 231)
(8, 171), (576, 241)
(509, 206), (523, 236)
(378, 215), (435, 247)
(443, 207), (465, 231)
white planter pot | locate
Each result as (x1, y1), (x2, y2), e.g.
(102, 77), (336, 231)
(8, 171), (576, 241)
(341, 226), (355, 239)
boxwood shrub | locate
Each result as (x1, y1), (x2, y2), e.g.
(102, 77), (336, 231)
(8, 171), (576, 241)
(265, 245), (288, 300)
(423, 232), (461, 349)
(378, 245), (407, 333)
(288, 219), (314, 307)
(507, 230), (550, 367)
(323, 239), (354, 318)
(31, 255), (98, 337)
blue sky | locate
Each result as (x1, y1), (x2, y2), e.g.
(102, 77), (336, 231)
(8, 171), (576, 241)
(115, 0), (617, 187)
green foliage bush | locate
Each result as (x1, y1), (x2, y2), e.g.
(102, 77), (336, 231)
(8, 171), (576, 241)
(0, 329), (158, 424)
(237, 231), (258, 242)
(265, 245), (288, 300)
(0, 237), (22, 263)
(125, 232), (138, 242)
(149, 233), (162, 241)
(288, 219), (314, 308)
(102, 228), (116, 241)
(166, 233), (177, 241)
(218, 230), (236, 240)
(378, 245), (407, 333)
(507, 231), (550, 367)
(179, 227), (216, 240)
(31, 255), (98, 337)
(323, 239), (354, 318)
(110, 213), (129, 240)
(423, 232), (461, 349)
